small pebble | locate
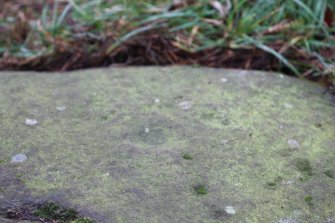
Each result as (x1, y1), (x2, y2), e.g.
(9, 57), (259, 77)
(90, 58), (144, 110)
(179, 101), (192, 111)
(282, 180), (293, 185)
(25, 119), (38, 126)
(224, 206), (236, 215)
(154, 98), (160, 103)
(221, 78), (228, 83)
(284, 103), (293, 109)
(11, 154), (27, 163)
(56, 106), (66, 111)
(288, 139), (299, 148)
(145, 128), (150, 133)
(102, 172), (110, 177)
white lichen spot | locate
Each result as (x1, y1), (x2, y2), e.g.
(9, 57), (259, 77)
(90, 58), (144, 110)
(11, 154), (27, 163)
(224, 206), (236, 215)
(102, 172), (110, 177)
(145, 128), (150, 133)
(56, 106), (66, 111)
(154, 98), (160, 103)
(25, 119), (38, 126)
(179, 101), (192, 111)
(279, 74), (285, 78)
(282, 180), (293, 185)
(288, 139), (299, 148)
(221, 78), (228, 83)
(284, 103), (293, 109)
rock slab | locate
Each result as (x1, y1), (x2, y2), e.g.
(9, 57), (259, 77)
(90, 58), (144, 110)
(0, 67), (334, 223)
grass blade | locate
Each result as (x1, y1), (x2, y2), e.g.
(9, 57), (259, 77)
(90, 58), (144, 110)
(244, 35), (300, 75)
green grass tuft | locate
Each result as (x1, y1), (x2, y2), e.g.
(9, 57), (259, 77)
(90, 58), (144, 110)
(182, 152), (193, 160)
(34, 202), (95, 223)
(304, 195), (313, 206)
(193, 185), (208, 195)
(0, 159), (6, 165)
(294, 158), (313, 177)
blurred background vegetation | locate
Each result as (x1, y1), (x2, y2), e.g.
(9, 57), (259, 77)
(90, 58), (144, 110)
(0, 0), (334, 89)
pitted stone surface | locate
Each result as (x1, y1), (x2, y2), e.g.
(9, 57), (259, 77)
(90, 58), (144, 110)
(0, 67), (334, 223)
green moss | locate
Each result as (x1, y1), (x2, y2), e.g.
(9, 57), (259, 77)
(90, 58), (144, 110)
(182, 153), (193, 160)
(101, 115), (108, 121)
(265, 176), (283, 190)
(0, 187), (6, 193)
(34, 202), (78, 222)
(200, 112), (216, 120)
(267, 182), (276, 187)
(304, 195), (313, 206)
(324, 169), (334, 178)
(71, 217), (95, 223)
(193, 185), (208, 195)
(294, 158), (313, 177)
(265, 182), (277, 190)
(34, 202), (59, 219)
(278, 148), (294, 157)
(0, 159), (6, 165)
(15, 174), (25, 183)
(173, 95), (183, 100)
(1, 202), (94, 223)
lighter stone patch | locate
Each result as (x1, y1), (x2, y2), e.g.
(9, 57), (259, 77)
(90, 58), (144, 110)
(160, 67), (169, 72)
(278, 219), (297, 223)
(145, 128), (150, 133)
(284, 103), (293, 109)
(282, 180), (293, 185)
(25, 118), (38, 126)
(179, 101), (192, 111)
(56, 106), (66, 111)
(11, 154), (27, 163)
(288, 139), (299, 148)
(221, 78), (228, 83)
(239, 70), (248, 76)
(222, 139), (229, 144)
(224, 206), (236, 215)
(154, 98), (160, 103)
(102, 172), (110, 177)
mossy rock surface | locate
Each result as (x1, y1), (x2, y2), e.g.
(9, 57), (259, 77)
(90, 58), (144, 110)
(0, 67), (334, 223)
